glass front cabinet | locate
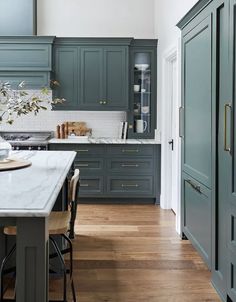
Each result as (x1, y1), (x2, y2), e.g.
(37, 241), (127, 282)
(128, 40), (157, 139)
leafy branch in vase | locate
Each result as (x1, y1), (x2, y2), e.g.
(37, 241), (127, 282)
(0, 80), (65, 124)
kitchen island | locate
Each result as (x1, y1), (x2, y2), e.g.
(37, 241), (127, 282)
(0, 150), (76, 302)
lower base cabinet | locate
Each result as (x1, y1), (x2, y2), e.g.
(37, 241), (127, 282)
(49, 143), (161, 203)
(182, 172), (212, 269)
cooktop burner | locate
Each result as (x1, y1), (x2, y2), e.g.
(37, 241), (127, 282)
(0, 131), (53, 149)
(3, 134), (31, 141)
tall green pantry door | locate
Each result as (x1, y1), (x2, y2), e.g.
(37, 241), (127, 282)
(180, 8), (213, 268)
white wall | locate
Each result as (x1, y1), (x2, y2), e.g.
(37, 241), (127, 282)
(154, 0), (198, 129)
(37, 0), (155, 38)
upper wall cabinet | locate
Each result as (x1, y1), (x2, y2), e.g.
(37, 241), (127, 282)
(0, 36), (55, 89)
(53, 38), (131, 111)
(128, 40), (157, 139)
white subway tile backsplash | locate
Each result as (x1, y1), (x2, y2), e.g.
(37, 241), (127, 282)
(0, 91), (127, 138)
(0, 110), (127, 138)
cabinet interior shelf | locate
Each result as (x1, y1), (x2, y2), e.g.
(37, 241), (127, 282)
(134, 70), (151, 73)
(134, 92), (151, 94)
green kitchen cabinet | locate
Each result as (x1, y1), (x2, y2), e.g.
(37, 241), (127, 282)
(49, 143), (161, 203)
(182, 172), (212, 268)
(0, 36), (55, 89)
(79, 46), (129, 110)
(181, 13), (212, 188)
(53, 46), (79, 110)
(53, 38), (131, 111)
(79, 47), (103, 109)
(178, 0), (235, 301)
(128, 40), (158, 139)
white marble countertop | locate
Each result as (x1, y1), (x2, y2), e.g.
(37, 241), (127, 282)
(0, 151), (76, 217)
(49, 137), (161, 145)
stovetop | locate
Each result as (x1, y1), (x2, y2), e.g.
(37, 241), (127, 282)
(0, 131), (53, 146)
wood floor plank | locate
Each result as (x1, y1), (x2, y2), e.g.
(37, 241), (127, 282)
(55, 204), (220, 301)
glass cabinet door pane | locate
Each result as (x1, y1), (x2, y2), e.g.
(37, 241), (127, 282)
(133, 52), (152, 135)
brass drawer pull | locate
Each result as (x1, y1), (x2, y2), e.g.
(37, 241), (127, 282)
(77, 164), (89, 167)
(224, 103), (232, 153)
(179, 106), (184, 138)
(76, 149), (89, 152)
(121, 164), (139, 168)
(121, 184), (139, 188)
(122, 149), (139, 153)
(186, 179), (201, 194)
(80, 184), (89, 187)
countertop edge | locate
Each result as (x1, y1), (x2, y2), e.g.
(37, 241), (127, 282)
(0, 151), (76, 217)
(49, 138), (161, 145)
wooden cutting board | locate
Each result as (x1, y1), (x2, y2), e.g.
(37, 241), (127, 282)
(66, 122), (92, 136)
(0, 159), (32, 171)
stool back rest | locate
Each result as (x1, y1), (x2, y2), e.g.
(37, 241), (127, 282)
(69, 169), (80, 237)
(69, 169), (80, 204)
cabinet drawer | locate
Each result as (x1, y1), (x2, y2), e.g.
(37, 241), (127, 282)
(49, 144), (104, 156)
(75, 158), (103, 173)
(80, 177), (103, 196)
(182, 173), (211, 267)
(107, 158), (153, 174)
(107, 176), (153, 196)
(107, 145), (154, 156)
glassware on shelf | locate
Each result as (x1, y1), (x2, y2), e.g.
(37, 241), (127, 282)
(132, 53), (152, 135)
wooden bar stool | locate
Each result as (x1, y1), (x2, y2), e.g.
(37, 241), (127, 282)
(0, 169), (80, 302)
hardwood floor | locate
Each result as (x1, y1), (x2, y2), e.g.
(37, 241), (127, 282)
(51, 204), (220, 302)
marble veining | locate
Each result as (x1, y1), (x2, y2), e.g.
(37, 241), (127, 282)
(0, 151), (76, 217)
(49, 137), (161, 145)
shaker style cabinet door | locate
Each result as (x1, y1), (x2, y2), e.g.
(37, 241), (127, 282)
(79, 47), (104, 109)
(182, 15), (212, 188)
(79, 46), (128, 110)
(103, 46), (129, 110)
(53, 46), (79, 110)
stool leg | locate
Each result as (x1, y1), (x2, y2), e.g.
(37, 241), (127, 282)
(0, 244), (16, 301)
(49, 237), (67, 302)
(62, 234), (76, 302)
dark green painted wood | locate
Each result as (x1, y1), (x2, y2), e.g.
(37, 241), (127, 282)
(179, 0), (234, 300)
(49, 143), (160, 201)
(211, 0), (229, 300)
(103, 47), (129, 110)
(177, 0), (213, 29)
(79, 47), (104, 109)
(0, 72), (50, 89)
(107, 176), (154, 197)
(107, 145), (154, 156)
(53, 46), (79, 110)
(54, 37), (133, 46)
(80, 176), (104, 196)
(16, 217), (49, 302)
(0, 0), (37, 35)
(182, 14), (212, 188)
(74, 158), (104, 174)
(128, 40), (157, 139)
(0, 44), (52, 71)
(52, 38), (156, 113)
(0, 36), (54, 89)
(182, 172), (212, 268)
(107, 158), (153, 174)
(225, 0), (236, 300)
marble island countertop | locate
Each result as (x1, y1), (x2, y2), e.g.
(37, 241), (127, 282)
(49, 137), (161, 144)
(0, 151), (76, 217)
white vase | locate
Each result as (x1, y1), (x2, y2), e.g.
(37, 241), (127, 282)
(0, 136), (12, 161)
